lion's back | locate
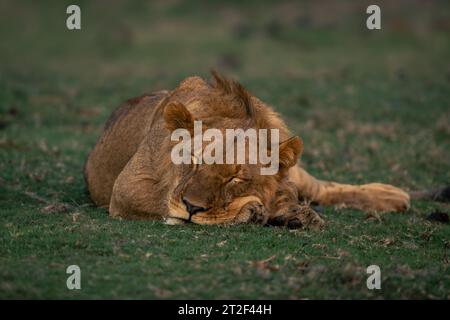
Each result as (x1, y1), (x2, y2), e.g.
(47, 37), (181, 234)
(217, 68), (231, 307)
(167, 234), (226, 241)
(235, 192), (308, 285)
(85, 91), (168, 207)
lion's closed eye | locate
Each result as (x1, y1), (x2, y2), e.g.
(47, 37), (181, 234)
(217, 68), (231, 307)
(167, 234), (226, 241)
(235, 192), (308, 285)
(227, 176), (245, 184)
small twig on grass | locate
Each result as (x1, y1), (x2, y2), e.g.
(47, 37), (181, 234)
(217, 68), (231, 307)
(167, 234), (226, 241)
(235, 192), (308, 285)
(23, 191), (49, 204)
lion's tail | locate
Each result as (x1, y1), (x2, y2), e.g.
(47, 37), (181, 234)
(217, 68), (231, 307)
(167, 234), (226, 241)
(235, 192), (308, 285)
(408, 186), (450, 202)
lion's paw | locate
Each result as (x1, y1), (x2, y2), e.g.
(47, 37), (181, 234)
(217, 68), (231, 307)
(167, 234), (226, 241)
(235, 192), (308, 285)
(359, 183), (410, 213)
(268, 204), (325, 230)
(238, 201), (268, 225)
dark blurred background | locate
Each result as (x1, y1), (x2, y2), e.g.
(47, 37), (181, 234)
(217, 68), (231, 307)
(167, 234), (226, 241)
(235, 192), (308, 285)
(1, 0), (449, 79)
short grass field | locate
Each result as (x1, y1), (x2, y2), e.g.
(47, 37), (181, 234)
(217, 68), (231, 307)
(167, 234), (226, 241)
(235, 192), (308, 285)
(1, 1), (449, 299)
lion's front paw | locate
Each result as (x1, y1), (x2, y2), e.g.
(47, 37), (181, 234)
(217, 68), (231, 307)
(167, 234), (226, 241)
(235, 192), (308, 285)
(268, 204), (325, 230)
(359, 183), (410, 213)
(238, 201), (268, 225)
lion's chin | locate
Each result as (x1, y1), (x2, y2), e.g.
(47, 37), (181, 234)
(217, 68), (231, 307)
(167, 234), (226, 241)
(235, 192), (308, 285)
(190, 213), (238, 225)
(191, 195), (263, 225)
(164, 217), (188, 225)
(167, 196), (190, 220)
(167, 195), (238, 225)
(166, 195), (263, 225)
(166, 201), (242, 225)
(166, 206), (238, 225)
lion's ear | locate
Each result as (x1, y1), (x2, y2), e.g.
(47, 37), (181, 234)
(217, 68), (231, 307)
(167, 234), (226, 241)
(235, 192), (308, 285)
(163, 102), (194, 132)
(279, 136), (303, 169)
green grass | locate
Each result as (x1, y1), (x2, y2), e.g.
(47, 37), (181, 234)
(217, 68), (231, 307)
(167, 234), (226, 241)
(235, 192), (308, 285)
(0, 1), (449, 299)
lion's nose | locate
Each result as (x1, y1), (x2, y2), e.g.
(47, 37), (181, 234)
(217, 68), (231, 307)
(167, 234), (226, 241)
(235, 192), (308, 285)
(182, 197), (207, 216)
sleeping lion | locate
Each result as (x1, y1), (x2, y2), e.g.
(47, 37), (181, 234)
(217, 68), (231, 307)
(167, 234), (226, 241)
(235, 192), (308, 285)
(85, 72), (413, 229)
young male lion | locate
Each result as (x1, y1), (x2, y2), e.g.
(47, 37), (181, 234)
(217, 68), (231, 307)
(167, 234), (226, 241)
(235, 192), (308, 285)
(85, 72), (412, 229)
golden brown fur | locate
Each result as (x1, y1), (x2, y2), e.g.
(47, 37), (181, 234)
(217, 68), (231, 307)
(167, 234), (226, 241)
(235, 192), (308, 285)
(85, 73), (410, 229)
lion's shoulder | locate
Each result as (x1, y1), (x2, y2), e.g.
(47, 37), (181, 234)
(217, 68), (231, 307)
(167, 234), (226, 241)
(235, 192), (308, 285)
(104, 91), (168, 131)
